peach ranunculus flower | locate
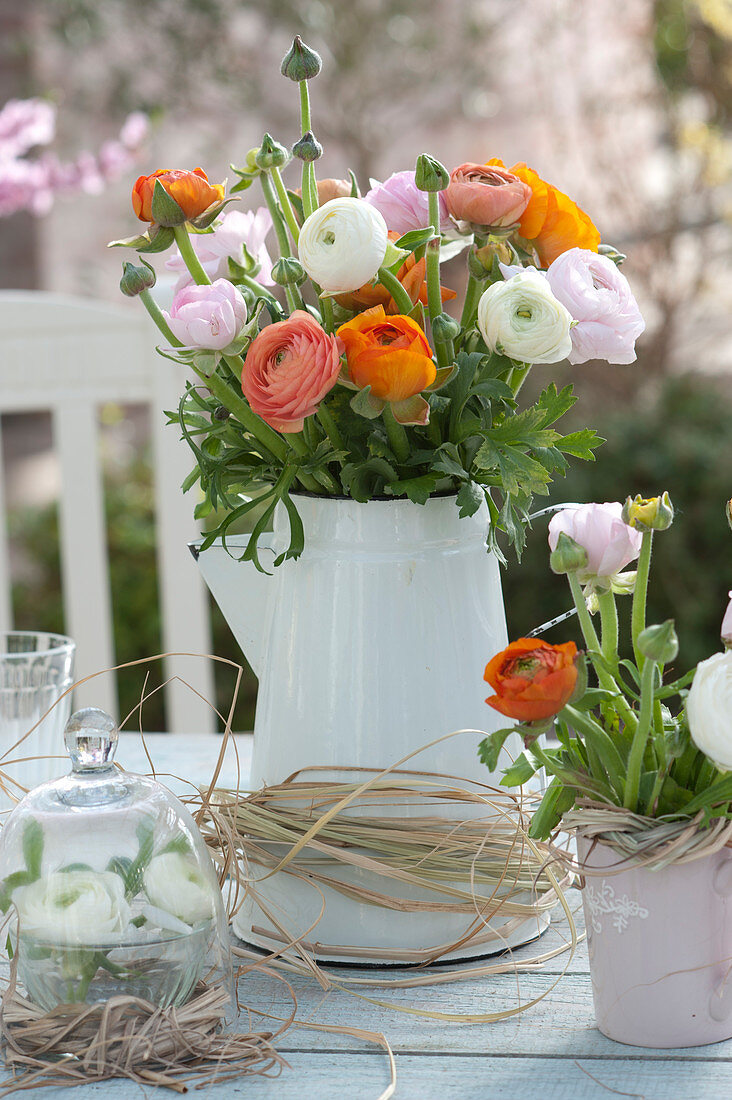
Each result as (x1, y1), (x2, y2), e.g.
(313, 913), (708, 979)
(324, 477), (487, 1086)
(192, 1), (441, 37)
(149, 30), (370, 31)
(132, 167), (225, 224)
(487, 159), (600, 266)
(444, 163), (532, 229)
(337, 306), (436, 425)
(241, 310), (341, 433)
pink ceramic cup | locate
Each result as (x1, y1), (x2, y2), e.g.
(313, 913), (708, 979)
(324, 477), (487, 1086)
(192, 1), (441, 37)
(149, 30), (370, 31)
(578, 835), (732, 1048)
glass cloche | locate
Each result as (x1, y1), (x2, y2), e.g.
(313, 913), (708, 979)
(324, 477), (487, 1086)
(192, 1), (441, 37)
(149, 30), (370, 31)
(0, 708), (232, 1013)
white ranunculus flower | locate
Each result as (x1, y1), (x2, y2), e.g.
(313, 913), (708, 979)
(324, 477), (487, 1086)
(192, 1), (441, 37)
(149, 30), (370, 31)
(687, 650), (732, 771)
(143, 852), (215, 926)
(13, 871), (131, 946)
(297, 197), (388, 294)
(477, 271), (573, 364)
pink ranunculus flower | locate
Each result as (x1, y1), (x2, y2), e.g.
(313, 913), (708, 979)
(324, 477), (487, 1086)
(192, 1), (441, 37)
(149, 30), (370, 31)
(241, 310), (341, 433)
(546, 248), (645, 365)
(363, 170), (451, 236)
(162, 279), (247, 351)
(722, 592), (732, 646)
(548, 502), (643, 582)
(166, 208), (274, 291)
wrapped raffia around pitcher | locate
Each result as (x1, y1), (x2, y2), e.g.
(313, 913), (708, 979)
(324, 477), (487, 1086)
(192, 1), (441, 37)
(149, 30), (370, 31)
(205, 764), (574, 966)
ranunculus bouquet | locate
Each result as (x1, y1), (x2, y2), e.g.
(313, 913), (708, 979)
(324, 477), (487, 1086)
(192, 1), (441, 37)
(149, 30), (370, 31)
(111, 36), (645, 567)
(479, 495), (732, 839)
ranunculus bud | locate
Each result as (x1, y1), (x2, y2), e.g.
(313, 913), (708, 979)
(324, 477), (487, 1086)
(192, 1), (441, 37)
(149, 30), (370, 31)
(119, 259), (156, 297)
(638, 620), (679, 664)
(292, 131), (323, 162)
(726, 499), (732, 531)
(549, 531), (590, 576)
(255, 133), (290, 170)
(272, 256), (307, 286)
(414, 154), (450, 193)
(213, 405), (230, 421)
(431, 313), (461, 342)
(622, 492), (674, 532)
(281, 35), (322, 81)
(598, 243), (627, 267)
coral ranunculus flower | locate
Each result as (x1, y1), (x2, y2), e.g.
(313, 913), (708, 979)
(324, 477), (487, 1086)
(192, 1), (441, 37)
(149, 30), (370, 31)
(484, 638), (579, 723)
(337, 306), (436, 404)
(241, 310), (341, 433)
(132, 167), (225, 223)
(486, 159), (600, 267)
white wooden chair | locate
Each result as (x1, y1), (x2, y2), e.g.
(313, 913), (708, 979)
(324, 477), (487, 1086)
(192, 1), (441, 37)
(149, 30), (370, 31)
(0, 291), (216, 733)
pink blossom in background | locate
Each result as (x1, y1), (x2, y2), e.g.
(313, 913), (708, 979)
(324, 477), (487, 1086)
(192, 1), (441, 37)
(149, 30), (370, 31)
(161, 279), (247, 351)
(363, 170), (451, 236)
(546, 248), (645, 365)
(0, 100), (148, 218)
(166, 208), (274, 290)
(548, 502), (643, 581)
(0, 99), (55, 159)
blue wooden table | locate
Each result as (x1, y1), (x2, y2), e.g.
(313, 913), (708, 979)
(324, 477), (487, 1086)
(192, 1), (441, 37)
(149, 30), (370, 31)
(6, 733), (732, 1099)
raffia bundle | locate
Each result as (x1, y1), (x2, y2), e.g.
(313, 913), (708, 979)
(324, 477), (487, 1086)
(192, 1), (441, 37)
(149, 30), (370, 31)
(0, 979), (286, 1095)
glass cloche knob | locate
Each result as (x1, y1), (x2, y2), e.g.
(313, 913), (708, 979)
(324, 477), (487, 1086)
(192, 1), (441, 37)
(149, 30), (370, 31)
(64, 707), (119, 772)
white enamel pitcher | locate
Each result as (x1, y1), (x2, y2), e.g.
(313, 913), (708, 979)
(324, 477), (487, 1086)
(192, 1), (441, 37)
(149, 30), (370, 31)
(192, 494), (547, 960)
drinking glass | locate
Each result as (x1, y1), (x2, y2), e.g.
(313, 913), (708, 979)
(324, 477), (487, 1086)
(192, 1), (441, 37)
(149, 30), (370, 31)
(0, 632), (75, 811)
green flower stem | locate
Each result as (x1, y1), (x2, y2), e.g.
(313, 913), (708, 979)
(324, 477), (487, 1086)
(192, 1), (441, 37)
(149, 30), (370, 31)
(509, 363), (532, 398)
(317, 402), (345, 454)
(383, 403), (409, 464)
(377, 266), (415, 315)
(259, 172), (304, 313)
(624, 656), (657, 810)
(597, 590), (619, 670)
(270, 165), (301, 245)
(236, 272), (280, 307)
(568, 572), (637, 735)
(299, 81), (319, 219)
(279, 430), (326, 494)
(173, 225), (212, 286)
(317, 292), (335, 333)
(139, 289), (182, 347)
(460, 273), (482, 331)
(426, 191), (451, 368)
(632, 531), (654, 670)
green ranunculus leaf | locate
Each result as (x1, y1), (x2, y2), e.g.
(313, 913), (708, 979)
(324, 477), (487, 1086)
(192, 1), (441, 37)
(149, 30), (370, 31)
(500, 752), (538, 787)
(477, 728), (514, 772)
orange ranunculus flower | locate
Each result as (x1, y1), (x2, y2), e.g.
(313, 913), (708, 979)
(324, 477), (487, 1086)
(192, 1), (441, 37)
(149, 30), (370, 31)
(336, 233), (457, 314)
(337, 306), (436, 403)
(484, 638), (579, 723)
(132, 168), (225, 224)
(444, 163), (531, 228)
(486, 159), (600, 267)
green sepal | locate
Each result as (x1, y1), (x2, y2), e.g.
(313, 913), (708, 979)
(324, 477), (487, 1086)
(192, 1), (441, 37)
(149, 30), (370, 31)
(188, 194), (237, 230)
(382, 239), (410, 270)
(351, 386), (385, 420)
(424, 364), (457, 393)
(108, 225), (175, 254)
(394, 227), (436, 252)
(391, 394), (430, 426)
(151, 179), (187, 227)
